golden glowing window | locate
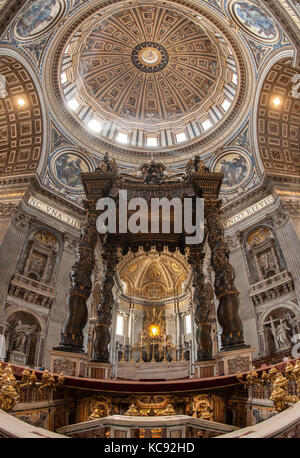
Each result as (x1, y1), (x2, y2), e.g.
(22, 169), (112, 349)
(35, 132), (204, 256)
(149, 324), (160, 338)
(116, 315), (124, 336)
(185, 314), (192, 334)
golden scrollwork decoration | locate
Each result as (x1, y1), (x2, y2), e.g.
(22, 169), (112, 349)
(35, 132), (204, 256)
(270, 372), (297, 412)
(237, 361), (300, 413)
(164, 404), (176, 416)
(125, 404), (140, 416)
(193, 394), (214, 421)
(236, 370), (259, 389)
(20, 367), (32, 388)
(236, 372), (247, 389)
(259, 370), (269, 386)
(0, 364), (19, 412)
(0, 364), (63, 411)
(246, 370), (259, 386)
(267, 366), (278, 384)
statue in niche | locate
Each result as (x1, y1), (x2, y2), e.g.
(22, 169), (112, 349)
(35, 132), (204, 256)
(275, 319), (291, 349)
(30, 252), (46, 273)
(11, 320), (36, 353)
(257, 249), (277, 278)
(246, 227), (285, 284)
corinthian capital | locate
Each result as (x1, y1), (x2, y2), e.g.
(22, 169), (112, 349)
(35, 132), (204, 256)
(0, 202), (19, 217)
(224, 233), (241, 251)
(11, 210), (30, 230)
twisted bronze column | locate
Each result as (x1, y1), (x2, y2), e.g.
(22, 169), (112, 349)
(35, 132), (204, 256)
(56, 202), (98, 353)
(92, 241), (118, 363)
(189, 247), (213, 361)
(206, 200), (245, 350)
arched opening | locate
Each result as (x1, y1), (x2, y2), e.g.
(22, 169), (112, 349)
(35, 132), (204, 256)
(6, 311), (42, 367)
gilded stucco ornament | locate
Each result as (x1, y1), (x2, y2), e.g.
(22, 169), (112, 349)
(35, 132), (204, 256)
(0, 363), (65, 412)
(125, 404), (140, 416)
(0, 364), (19, 412)
(270, 372), (297, 412)
(237, 361), (300, 413)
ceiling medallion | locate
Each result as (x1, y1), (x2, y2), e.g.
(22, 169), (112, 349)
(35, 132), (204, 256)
(131, 42), (169, 73)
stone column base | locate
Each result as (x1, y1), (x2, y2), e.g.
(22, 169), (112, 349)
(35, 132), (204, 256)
(193, 360), (216, 378)
(9, 351), (27, 365)
(49, 350), (88, 377)
(216, 347), (255, 376)
(89, 362), (112, 379)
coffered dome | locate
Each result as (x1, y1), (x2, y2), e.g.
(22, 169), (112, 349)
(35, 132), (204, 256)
(118, 249), (190, 301)
(43, 0), (252, 162)
(76, 7), (221, 126)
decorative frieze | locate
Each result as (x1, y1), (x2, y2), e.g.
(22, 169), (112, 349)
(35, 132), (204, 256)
(11, 211), (30, 231)
(0, 203), (19, 217)
(53, 358), (77, 377)
(228, 355), (251, 375)
(282, 200), (300, 218)
(8, 273), (55, 308)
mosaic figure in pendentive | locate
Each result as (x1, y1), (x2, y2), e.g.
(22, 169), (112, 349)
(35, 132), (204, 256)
(214, 153), (249, 191)
(54, 153), (90, 189)
(233, 2), (277, 40)
(15, 0), (62, 38)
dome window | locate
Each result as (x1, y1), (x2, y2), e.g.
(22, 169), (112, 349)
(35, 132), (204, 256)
(117, 132), (129, 144)
(176, 132), (187, 143)
(221, 99), (231, 112)
(202, 119), (213, 131)
(147, 136), (158, 147)
(116, 314), (124, 336)
(88, 119), (102, 133)
(61, 72), (67, 84)
(68, 98), (79, 111)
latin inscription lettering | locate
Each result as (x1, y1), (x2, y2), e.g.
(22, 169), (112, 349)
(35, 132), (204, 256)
(28, 197), (80, 228)
(223, 195), (274, 228)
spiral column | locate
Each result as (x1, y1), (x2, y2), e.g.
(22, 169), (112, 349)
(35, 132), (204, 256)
(92, 241), (119, 363)
(56, 201), (98, 353)
(188, 247), (213, 361)
(206, 200), (245, 350)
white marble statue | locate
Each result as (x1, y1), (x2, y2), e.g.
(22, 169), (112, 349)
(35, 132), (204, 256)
(275, 319), (291, 349)
(284, 312), (298, 336)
